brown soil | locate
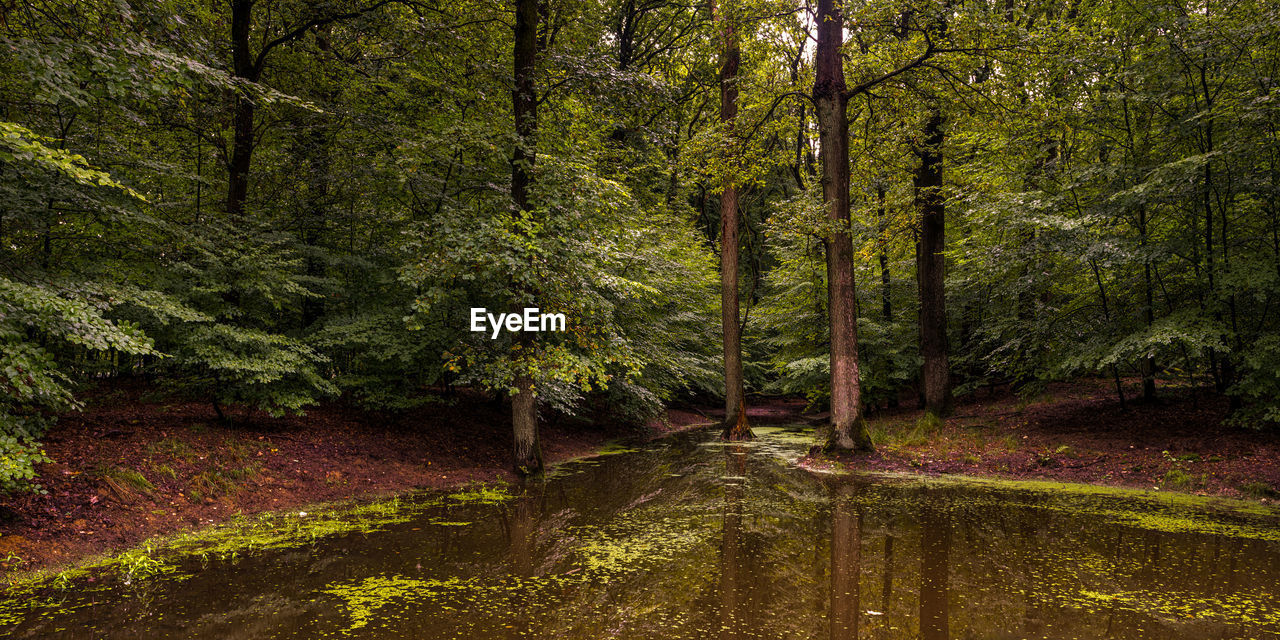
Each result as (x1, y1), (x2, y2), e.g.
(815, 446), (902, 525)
(807, 379), (1280, 502)
(6, 380), (1277, 580)
(0, 382), (711, 578)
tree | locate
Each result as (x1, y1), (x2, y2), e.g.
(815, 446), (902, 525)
(915, 104), (952, 416)
(813, 0), (872, 452)
(717, 0), (752, 440)
(510, 0), (543, 475)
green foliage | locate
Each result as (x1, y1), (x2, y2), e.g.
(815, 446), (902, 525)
(5, 0), (1280, 493)
(0, 122), (144, 199)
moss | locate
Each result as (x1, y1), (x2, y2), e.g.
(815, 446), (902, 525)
(855, 471), (1280, 541)
(1068, 589), (1280, 626)
(749, 426), (815, 445)
(1, 493), (455, 599)
(445, 483), (513, 505)
(320, 501), (717, 633)
(595, 442), (639, 456)
(322, 575), (461, 631)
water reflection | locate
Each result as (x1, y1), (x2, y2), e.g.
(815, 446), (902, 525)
(721, 445), (748, 640)
(5, 427), (1280, 639)
(829, 480), (861, 640)
(918, 497), (949, 640)
(505, 482), (540, 578)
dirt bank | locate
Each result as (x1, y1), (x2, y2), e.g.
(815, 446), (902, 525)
(808, 379), (1280, 502)
(0, 383), (711, 578)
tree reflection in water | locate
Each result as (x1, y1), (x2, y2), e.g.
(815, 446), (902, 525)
(720, 445), (749, 640)
(919, 496), (951, 640)
(830, 480), (862, 640)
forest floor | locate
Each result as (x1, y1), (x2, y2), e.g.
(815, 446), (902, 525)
(5, 378), (1277, 580)
(804, 378), (1280, 502)
(0, 382), (711, 578)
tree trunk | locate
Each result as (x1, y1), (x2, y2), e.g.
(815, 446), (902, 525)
(814, 0), (872, 452)
(717, 0), (751, 440)
(915, 108), (952, 416)
(511, 373), (542, 475)
(300, 27), (334, 330)
(878, 186), (892, 321)
(1140, 206), (1156, 401)
(510, 0), (542, 476)
(228, 0), (256, 219)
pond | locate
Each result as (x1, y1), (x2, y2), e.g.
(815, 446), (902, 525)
(5, 426), (1280, 638)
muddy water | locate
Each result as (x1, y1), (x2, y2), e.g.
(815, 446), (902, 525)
(6, 426), (1280, 639)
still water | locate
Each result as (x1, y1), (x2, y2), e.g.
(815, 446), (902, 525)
(5, 426), (1280, 639)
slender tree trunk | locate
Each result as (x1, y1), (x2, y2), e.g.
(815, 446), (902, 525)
(510, 0), (542, 476)
(300, 28), (334, 330)
(1090, 260), (1127, 410)
(915, 109), (952, 416)
(228, 0), (256, 218)
(814, 0), (872, 452)
(717, 0), (751, 440)
(1139, 207), (1156, 401)
(878, 187), (892, 322)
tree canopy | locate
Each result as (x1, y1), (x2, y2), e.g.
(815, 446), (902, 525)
(3, 0), (1279, 488)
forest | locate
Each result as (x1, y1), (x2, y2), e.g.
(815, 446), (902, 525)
(4, 0), (1280, 636)
(5, 0), (1280, 482)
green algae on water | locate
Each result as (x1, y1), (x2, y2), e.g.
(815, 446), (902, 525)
(445, 483), (513, 505)
(322, 575), (468, 632)
(855, 471), (1280, 541)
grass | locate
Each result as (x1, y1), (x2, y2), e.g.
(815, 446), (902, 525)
(187, 464), (260, 501)
(871, 413), (945, 448)
(146, 438), (199, 462)
(1240, 481), (1279, 499)
(1162, 468), (1206, 490)
(99, 466), (155, 500)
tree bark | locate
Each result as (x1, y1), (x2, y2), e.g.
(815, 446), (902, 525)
(878, 186), (892, 321)
(915, 108), (952, 416)
(814, 0), (872, 452)
(510, 0), (543, 476)
(300, 27), (334, 330)
(227, 0), (256, 219)
(1139, 206), (1157, 401)
(717, 0), (751, 440)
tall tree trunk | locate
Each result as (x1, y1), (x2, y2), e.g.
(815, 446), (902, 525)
(300, 27), (334, 330)
(878, 186), (892, 321)
(717, 0), (751, 440)
(814, 0), (872, 452)
(1139, 205), (1157, 401)
(1090, 260), (1128, 410)
(228, 0), (256, 218)
(510, 0), (542, 476)
(915, 109), (952, 416)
